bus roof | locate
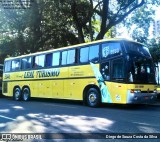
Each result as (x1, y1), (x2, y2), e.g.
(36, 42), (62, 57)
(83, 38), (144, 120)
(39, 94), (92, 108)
(4, 38), (142, 61)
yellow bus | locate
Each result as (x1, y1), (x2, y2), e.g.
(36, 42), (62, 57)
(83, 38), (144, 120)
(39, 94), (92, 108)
(2, 39), (157, 107)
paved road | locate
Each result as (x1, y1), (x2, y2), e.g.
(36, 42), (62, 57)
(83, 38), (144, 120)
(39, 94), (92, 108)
(0, 96), (160, 142)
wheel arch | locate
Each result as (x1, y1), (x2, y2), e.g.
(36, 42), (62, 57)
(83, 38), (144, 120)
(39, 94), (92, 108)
(83, 84), (101, 105)
(22, 85), (30, 92)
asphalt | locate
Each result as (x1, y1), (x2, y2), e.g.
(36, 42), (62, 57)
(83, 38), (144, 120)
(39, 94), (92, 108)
(153, 98), (160, 105)
(1, 94), (160, 105)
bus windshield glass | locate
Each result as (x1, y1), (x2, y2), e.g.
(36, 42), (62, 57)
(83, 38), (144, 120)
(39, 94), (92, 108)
(125, 41), (151, 57)
(128, 58), (156, 84)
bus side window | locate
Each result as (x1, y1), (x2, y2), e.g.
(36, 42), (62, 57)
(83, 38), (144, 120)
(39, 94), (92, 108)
(62, 51), (67, 65)
(33, 55), (45, 68)
(46, 53), (53, 67)
(112, 59), (124, 80)
(11, 59), (20, 71)
(52, 52), (60, 66)
(4, 61), (11, 72)
(22, 57), (32, 70)
(67, 49), (75, 64)
(80, 47), (89, 63)
(46, 52), (60, 67)
(89, 45), (99, 63)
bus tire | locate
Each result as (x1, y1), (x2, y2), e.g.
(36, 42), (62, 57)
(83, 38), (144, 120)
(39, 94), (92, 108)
(86, 88), (101, 107)
(13, 87), (21, 101)
(22, 87), (30, 101)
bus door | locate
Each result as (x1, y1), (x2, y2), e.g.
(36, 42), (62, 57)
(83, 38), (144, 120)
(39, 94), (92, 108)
(110, 58), (127, 104)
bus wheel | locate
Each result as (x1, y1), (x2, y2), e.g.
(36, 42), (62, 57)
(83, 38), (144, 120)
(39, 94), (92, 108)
(13, 87), (21, 101)
(86, 88), (101, 107)
(22, 88), (30, 101)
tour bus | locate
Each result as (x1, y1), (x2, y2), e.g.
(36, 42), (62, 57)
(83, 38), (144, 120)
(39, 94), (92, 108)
(2, 39), (157, 107)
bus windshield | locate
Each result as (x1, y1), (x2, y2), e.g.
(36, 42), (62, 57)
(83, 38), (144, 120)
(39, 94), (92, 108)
(128, 58), (156, 84)
(125, 41), (151, 57)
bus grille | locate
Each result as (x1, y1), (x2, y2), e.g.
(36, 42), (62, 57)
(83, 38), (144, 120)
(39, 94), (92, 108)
(141, 91), (154, 93)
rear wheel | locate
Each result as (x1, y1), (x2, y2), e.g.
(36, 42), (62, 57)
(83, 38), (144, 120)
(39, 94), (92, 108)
(22, 88), (30, 101)
(86, 88), (101, 107)
(13, 87), (21, 101)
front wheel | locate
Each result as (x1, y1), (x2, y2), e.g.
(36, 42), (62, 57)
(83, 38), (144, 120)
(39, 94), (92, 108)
(13, 87), (21, 101)
(22, 88), (30, 101)
(86, 88), (101, 107)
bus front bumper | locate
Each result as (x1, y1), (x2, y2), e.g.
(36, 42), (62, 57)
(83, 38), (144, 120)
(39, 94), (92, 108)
(127, 91), (157, 104)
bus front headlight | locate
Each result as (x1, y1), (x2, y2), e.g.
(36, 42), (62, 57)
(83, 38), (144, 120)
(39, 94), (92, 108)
(130, 89), (141, 93)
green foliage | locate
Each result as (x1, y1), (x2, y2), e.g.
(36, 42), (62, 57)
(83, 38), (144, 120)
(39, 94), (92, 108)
(118, 0), (160, 62)
(123, 3), (154, 43)
(0, 0), (158, 63)
(148, 38), (160, 63)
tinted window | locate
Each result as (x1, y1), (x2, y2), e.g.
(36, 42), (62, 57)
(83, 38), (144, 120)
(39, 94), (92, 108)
(112, 59), (125, 81)
(52, 52), (60, 66)
(102, 42), (122, 59)
(46, 53), (52, 67)
(22, 57), (32, 70)
(125, 42), (151, 57)
(128, 58), (155, 84)
(4, 61), (11, 72)
(46, 52), (60, 67)
(80, 47), (89, 63)
(12, 59), (20, 71)
(67, 49), (75, 64)
(80, 45), (99, 63)
(62, 51), (67, 65)
(89, 45), (99, 62)
(33, 55), (45, 68)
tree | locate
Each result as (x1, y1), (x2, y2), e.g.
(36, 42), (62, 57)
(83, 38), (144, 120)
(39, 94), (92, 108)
(148, 38), (160, 63)
(114, 0), (160, 62)
(55, 0), (147, 43)
(83, 0), (145, 41)
(0, 0), (46, 58)
(0, 0), (158, 62)
(120, 0), (160, 43)
(0, 8), (27, 60)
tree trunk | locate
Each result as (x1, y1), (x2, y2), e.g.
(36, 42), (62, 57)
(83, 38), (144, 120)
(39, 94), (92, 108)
(71, 1), (85, 43)
(96, 0), (109, 40)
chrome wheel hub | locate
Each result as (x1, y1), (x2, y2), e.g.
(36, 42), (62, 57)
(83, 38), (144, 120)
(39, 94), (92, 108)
(89, 92), (97, 103)
(23, 91), (28, 100)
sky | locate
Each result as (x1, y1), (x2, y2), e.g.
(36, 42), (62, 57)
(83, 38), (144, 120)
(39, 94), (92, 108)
(155, 7), (160, 20)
